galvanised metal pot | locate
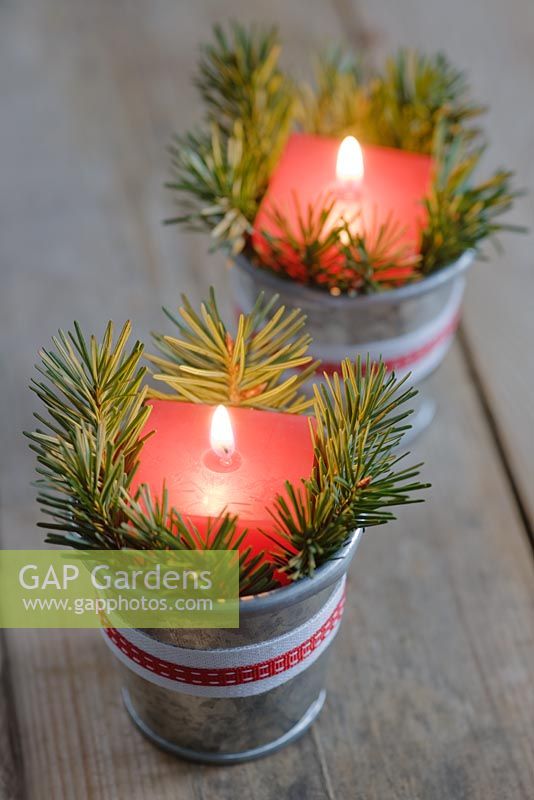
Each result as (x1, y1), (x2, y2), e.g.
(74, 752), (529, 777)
(105, 529), (363, 764)
(230, 251), (474, 440)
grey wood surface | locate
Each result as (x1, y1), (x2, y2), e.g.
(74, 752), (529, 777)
(347, 0), (534, 549)
(0, 634), (24, 800)
(1, 2), (533, 798)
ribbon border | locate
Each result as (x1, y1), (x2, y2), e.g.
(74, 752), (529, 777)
(103, 577), (346, 697)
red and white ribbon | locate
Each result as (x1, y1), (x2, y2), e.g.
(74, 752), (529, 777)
(102, 577), (346, 698)
(314, 278), (465, 384)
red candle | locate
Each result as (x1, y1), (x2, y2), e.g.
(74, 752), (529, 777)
(132, 400), (314, 563)
(252, 132), (433, 260)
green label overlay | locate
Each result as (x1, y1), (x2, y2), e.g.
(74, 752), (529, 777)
(0, 550), (239, 628)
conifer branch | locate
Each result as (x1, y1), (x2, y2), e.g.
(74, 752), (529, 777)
(149, 288), (318, 412)
(268, 358), (429, 581)
(363, 50), (485, 153)
(166, 123), (261, 253)
(121, 486), (277, 595)
(255, 197), (420, 293)
(297, 48), (367, 138)
(166, 25), (522, 291)
(26, 322), (152, 549)
(27, 297), (428, 593)
(166, 23), (294, 253)
(420, 129), (524, 272)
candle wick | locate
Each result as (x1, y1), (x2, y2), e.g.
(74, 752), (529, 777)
(220, 448), (233, 466)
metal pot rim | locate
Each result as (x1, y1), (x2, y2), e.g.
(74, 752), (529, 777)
(234, 249), (475, 307)
(239, 528), (363, 617)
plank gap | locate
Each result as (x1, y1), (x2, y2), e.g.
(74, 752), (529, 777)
(457, 324), (534, 559)
(310, 726), (338, 800)
(0, 634), (27, 800)
(330, 0), (376, 51)
(0, 496), (27, 800)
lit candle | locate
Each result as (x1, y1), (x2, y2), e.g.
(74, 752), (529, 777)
(335, 135), (364, 194)
(252, 132), (432, 256)
(209, 405), (236, 466)
(332, 134), (365, 235)
(132, 400), (315, 563)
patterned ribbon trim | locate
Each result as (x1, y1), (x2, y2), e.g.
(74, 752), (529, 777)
(235, 274), (465, 385)
(320, 310), (461, 376)
(309, 278), (465, 383)
(102, 577), (346, 698)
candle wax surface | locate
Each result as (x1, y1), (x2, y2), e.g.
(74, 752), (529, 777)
(252, 133), (433, 254)
(132, 401), (315, 559)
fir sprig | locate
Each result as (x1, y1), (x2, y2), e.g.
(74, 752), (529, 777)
(149, 288), (318, 412)
(121, 486), (276, 595)
(256, 197), (346, 286)
(26, 322), (152, 549)
(195, 22), (295, 154)
(420, 131), (524, 272)
(299, 50), (483, 152)
(363, 51), (485, 153)
(167, 23), (294, 253)
(167, 24), (522, 292)
(256, 198), (419, 293)
(269, 358), (429, 581)
(28, 295), (427, 592)
(26, 319), (279, 593)
(297, 48), (367, 139)
(165, 123), (260, 253)
(340, 214), (421, 292)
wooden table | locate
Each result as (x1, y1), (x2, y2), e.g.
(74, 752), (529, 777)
(1, 2), (533, 798)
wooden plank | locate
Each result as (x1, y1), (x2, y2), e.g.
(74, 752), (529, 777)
(320, 346), (534, 799)
(0, 0), (343, 510)
(1, 1), (534, 798)
(339, 0), (534, 537)
(4, 349), (534, 799)
(0, 1), (348, 798)
(0, 509), (24, 800)
(0, 632), (24, 800)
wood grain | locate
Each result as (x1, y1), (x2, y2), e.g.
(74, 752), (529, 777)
(0, 632), (25, 800)
(3, 351), (534, 799)
(321, 347), (534, 799)
(1, 1), (534, 798)
(0, 511), (25, 800)
(345, 0), (534, 547)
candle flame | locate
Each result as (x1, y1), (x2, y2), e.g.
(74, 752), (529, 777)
(210, 405), (235, 463)
(336, 136), (364, 182)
